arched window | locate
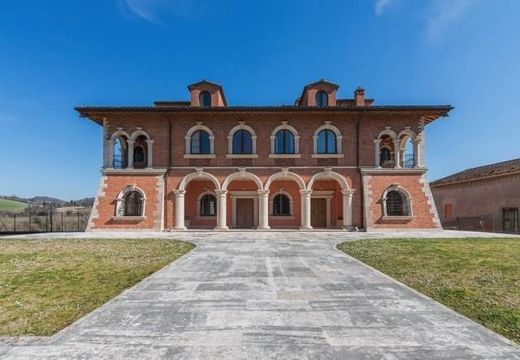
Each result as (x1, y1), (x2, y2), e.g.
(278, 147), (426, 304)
(113, 137), (127, 169)
(232, 129), (252, 154)
(316, 91), (328, 107)
(274, 130), (295, 154)
(385, 190), (410, 216)
(317, 129), (337, 154)
(272, 193), (291, 216)
(123, 191), (144, 216)
(132, 135), (148, 168)
(200, 194), (217, 216)
(191, 130), (211, 154)
(133, 145), (145, 164)
(199, 91), (211, 107)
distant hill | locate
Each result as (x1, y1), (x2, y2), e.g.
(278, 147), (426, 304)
(0, 198), (29, 213)
(0, 195), (95, 208)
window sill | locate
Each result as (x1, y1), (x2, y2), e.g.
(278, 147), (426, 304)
(113, 216), (146, 221)
(184, 154), (216, 159)
(269, 154), (301, 158)
(311, 154), (344, 158)
(226, 154), (258, 159)
(382, 216), (413, 221)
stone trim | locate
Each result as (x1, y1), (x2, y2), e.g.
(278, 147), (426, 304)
(102, 168), (167, 175)
(420, 174), (442, 228)
(86, 176), (107, 231)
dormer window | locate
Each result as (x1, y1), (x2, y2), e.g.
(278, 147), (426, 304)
(199, 91), (211, 108)
(316, 91), (328, 107)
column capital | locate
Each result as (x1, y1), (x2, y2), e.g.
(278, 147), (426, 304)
(341, 189), (355, 196)
(257, 189), (269, 196)
(174, 189), (186, 196)
(146, 139), (155, 144)
(299, 189), (313, 196)
(127, 139), (135, 145)
(215, 189), (228, 196)
(373, 138), (382, 144)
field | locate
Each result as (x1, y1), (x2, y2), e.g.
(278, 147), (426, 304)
(338, 238), (520, 343)
(0, 199), (29, 213)
(0, 238), (195, 336)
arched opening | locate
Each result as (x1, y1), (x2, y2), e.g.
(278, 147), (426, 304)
(274, 129), (295, 154)
(317, 129), (337, 154)
(178, 171), (220, 230)
(133, 135), (148, 168)
(222, 171), (263, 229)
(115, 186), (146, 218)
(316, 91), (328, 107)
(199, 193), (217, 217)
(383, 187), (412, 217)
(112, 136), (128, 169)
(272, 193), (291, 216)
(190, 130), (211, 154)
(199, 91), (211, 107)
(307, 172), (350, 229)
(379, 135), (395, 168)
(232, 129), (253, 154)
(399, 132), (416, 169)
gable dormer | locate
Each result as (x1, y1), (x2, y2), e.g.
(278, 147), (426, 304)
(188, 80), (227, 108)
(297, 79), (339, 107)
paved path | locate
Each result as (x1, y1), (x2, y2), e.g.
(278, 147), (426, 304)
(2, 231), (520, 359)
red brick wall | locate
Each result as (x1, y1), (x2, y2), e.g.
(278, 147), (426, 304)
(91, 174), (161, 230)
(366, 173), (438, 229)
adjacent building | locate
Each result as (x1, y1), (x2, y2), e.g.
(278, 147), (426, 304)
(76, 80), (452, 231)
(431, 158), (520, 234)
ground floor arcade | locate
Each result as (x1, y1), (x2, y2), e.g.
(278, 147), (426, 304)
(87, 167), (441, 231)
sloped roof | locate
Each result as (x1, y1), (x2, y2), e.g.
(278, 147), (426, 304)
(431, 158), (520, 187)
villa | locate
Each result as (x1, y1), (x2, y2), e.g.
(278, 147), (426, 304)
(76, 80), (452, 231)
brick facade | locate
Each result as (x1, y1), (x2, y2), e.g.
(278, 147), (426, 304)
(77, 80), (451, 232)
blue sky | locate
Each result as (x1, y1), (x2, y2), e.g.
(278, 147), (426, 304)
(1, 0), (519, 199)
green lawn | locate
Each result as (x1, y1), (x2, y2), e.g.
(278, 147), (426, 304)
(0, 199), (29, 213)
(338, 238), (520, 344)
(0, 238), (194, 336)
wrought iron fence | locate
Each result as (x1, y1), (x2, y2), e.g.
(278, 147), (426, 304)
(0, 211), (90, 234)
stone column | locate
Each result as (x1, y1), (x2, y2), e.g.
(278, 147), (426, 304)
(341, 189), (355, 229)
(257, 189), (270, 230)
(374, 139), (381, 168)
(146, 139), (154, 168)
(107, 139), (114, 168)
(393, 140), (401, 168)
(173, 190), (186, 230)
(413, 138), (422, 168)
(127, 140), (135, 169)
(215, 190), (228, 230)
(300, 189), (313, 229)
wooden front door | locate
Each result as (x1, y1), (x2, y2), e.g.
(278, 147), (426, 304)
(311, 198), (327, 228)
(236, 198), (254, 228)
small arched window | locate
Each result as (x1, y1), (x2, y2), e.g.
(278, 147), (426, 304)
(317, 129), (337, 154)
(123, 191), (144, 216)
(273, 193), (291, 216)
(113, 137), (127, 169)
(199, 91), (211, 107)
(385, 190), (409, 216)
(316, 91), (328, 107)
(191, 130), (211, 154)
(274, 130), (295, 154)
(200, 194), (217, 216)
(232, 129), (253, 154)
(380, 148), (392, 167)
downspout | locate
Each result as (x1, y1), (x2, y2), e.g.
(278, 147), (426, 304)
(357, 110), (366, 230)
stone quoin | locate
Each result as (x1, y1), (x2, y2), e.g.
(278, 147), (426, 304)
(76, 79), (452, 231)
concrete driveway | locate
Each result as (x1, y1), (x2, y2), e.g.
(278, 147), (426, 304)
(2, 231), (520, 359)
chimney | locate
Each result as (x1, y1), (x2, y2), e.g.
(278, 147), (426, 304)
(354, 87), (365, 106)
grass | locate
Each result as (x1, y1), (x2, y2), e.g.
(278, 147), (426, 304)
(0, 238), (194, 336)
(0, 199), (29, 213)
(338, 238), (520, 344)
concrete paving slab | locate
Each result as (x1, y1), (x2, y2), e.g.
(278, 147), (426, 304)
(2, 231), (520, 359)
